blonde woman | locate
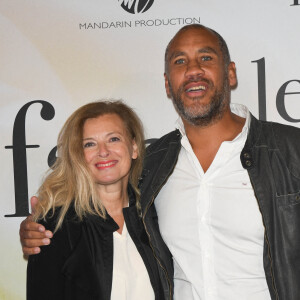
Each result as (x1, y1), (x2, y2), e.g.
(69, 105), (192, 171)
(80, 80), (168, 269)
(27, 101), (164, 300)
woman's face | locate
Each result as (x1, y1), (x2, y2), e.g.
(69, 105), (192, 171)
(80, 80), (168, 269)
(82, 113), (138, 187)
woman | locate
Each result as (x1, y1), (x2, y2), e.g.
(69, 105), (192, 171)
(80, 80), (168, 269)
(27, 100), (164, 300)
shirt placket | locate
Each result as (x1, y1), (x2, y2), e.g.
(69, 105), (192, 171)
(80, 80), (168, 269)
(182, 137), (217, 299)
(197, 177), (216, 299)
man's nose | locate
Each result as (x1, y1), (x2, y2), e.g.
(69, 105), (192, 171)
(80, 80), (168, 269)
(185, 60), (204, 78)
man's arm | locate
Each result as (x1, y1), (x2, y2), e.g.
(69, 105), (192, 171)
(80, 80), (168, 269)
(20, 196), (53, 256)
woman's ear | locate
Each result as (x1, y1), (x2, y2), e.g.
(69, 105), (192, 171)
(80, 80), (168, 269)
(131, 140), (138, 159)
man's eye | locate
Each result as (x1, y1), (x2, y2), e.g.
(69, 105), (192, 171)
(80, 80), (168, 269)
(83, 142), (94, 148)
(174, 58), (185, 65)
(202, 56), (212, 61)
(110, 137), (120, 142)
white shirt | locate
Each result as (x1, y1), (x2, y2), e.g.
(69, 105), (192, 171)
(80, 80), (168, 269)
(155, 104), (271, 300)
(111, 222), (155, 300)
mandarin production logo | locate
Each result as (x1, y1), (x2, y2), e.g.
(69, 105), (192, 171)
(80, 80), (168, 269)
(118, 0), (154, 14)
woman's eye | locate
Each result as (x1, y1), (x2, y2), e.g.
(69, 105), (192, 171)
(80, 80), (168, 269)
(83, 142), (94, 148)
(110, 137), (120, 142)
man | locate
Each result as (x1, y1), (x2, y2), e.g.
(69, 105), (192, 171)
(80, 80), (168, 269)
(20, 24), (300, 299)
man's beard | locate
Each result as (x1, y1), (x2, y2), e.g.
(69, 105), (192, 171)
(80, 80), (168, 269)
(168, 75), (230, 127)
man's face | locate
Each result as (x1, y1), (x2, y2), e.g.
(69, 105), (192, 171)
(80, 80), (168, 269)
(164, 27), (237, 127)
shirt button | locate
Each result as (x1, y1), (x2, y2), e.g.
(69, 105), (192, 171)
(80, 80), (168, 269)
(245, 160), (252, 167)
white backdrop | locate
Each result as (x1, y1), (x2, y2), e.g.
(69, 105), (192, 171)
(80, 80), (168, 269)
(1, 1), (300, 299)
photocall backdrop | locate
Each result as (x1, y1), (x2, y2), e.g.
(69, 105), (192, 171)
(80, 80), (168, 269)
(1, 0), (299, 299)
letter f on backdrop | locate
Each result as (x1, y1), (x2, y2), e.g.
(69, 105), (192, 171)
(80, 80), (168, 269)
(4, 100), (55, 217)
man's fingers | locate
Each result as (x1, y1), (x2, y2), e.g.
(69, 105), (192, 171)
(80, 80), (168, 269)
(19, 215), (53, 254)
(22, 237), (51, 248)
(20, 216), (46, 233)
(30, 196), (38, 214)
(19, 198), (53, 256)
(20, 229), (52, 240)
(22, 246), (41, 256)
(24, 221), (46, 233)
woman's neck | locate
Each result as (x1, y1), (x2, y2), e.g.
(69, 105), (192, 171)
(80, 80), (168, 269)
(97, 182), (128, 234)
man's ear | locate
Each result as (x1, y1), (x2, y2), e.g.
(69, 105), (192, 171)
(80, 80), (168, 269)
(227, 62), (237, 88)
(164, 73), (171, 99)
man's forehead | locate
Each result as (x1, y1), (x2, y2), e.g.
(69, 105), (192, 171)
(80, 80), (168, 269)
(167, 27), (219, 55)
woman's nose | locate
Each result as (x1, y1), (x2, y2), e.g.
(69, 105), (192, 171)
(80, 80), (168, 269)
(98, 143), (109, 157)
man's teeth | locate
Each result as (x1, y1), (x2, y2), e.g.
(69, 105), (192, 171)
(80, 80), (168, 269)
(187, 85), (206, 92)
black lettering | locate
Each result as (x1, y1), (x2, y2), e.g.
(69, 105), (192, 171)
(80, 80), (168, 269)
(48, 146), (57, 168)
(79, 23), (86, 29)
(252, 58), (267, 121)
(4, 100), (55, 217)
(109, 22), (116, 28)
(86, 23), (94, 29)
(276, 80), (300, 122)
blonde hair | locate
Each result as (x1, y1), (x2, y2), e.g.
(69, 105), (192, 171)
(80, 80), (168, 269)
(34, 100), (145, 231)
